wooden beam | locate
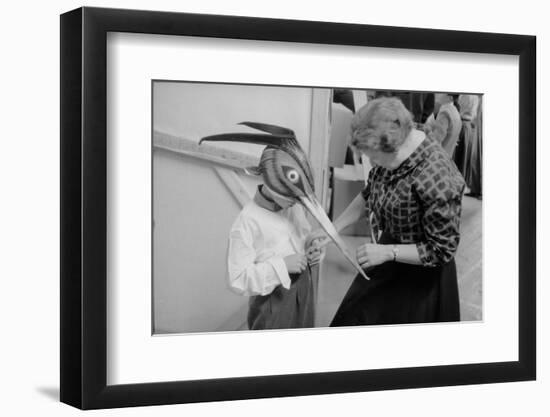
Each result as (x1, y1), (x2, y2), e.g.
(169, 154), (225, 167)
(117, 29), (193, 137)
(153, 130), (259, 170)
(214, 167), (253, 208)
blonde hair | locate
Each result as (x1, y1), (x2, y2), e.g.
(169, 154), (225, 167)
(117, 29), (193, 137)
(350, 97), (414, 153)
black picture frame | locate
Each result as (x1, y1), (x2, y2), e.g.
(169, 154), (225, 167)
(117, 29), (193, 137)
(60, 6), (536, 410)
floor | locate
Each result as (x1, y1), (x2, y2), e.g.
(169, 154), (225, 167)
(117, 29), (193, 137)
(315, 195), (483, 326)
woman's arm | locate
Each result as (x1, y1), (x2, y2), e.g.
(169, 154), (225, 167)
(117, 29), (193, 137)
(356, 168), (464, 268)
(356, 243), (422, 268)
(415, 196), (462, 266)
(357, 198), (463, 269)
(390, 244), (422, 264)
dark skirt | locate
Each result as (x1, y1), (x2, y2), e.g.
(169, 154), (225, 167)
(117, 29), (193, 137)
(455, 120), (481, 196)
(247, 267), (315, 330)
(463, 121), (482, 196)
(331, 234), (460, 326)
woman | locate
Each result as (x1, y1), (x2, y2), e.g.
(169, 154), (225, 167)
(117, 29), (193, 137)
(323, 97), (465, 325)
(424, 93), (462, 157)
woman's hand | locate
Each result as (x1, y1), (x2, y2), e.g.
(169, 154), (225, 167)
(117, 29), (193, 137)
(284, 254), (308, 274)
(356, 243), (392, 269)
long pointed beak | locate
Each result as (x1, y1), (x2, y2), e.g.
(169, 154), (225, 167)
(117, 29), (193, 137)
(299, 195), (369, 280)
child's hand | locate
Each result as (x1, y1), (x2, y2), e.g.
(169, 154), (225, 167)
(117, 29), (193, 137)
(306, 238), (325, 266)
(284, 254), (308, 273)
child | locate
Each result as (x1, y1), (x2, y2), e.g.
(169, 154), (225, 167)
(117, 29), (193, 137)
(227, 183), (324, 330)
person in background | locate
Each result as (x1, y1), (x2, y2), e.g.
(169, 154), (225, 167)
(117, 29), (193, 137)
(227, 179), (324, 330)
(424, 93), (462, 156)
(452, 94), (461, 112)
(420, 93), (435, 124)
(455, 94), (482, 198)
(312, 97), (465, 325)
(333, 89), (355, 113)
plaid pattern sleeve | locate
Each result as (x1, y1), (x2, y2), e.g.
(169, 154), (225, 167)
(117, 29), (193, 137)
(415, 180), (463, 266)
(413, 149), (465, 266)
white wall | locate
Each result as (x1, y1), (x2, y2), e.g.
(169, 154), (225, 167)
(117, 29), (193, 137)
(154, 81), (313, 158)
(1, 1), (546, 417)
(153, 151), (247, 333)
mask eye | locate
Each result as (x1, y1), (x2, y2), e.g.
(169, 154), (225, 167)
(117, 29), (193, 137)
(281, 165), (305, 194)
(286, 169), (299, 183)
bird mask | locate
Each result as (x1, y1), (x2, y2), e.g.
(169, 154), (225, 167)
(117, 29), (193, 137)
(200, 121), (369, 280)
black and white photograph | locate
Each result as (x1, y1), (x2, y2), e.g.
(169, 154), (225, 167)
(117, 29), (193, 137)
(152, 82), (483, 334)
(2, 0), (546, 414)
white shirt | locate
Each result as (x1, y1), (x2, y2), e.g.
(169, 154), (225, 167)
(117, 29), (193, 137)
(227, 196), (311, 297)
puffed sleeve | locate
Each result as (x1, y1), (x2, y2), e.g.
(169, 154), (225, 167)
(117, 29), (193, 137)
(227, 216), (291, 296)
(415, 164), (465, 266)
(428, 112), (451, 144)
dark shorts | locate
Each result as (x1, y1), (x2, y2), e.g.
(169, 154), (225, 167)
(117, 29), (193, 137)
(248, 268), (315, 330)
